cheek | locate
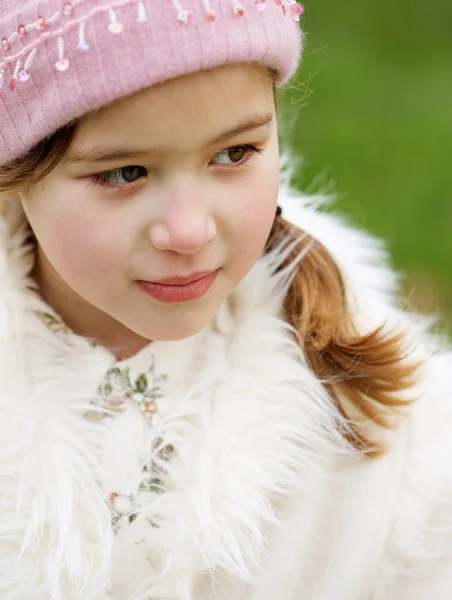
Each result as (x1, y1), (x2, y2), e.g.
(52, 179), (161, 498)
(233, 158), (279, 248)
(48, 210), (127, 283)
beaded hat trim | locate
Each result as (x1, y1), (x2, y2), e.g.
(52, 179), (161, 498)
(0, 0), (304, 95)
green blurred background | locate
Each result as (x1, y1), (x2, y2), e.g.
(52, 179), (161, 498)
(280, 0), (452, 332)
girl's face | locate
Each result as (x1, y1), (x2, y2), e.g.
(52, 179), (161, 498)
(20, 64), (280, 354)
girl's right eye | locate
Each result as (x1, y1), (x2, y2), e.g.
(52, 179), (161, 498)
(90, 165), (147, 189)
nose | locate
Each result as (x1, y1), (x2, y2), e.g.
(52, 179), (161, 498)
(148, 178), (217, 254)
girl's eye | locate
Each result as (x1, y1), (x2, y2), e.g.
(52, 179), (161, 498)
(90, 165), (147, 188)
(212, 144), (262, 166)
(88, 145), (262, 190)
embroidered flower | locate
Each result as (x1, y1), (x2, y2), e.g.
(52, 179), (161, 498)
(108, 491), (146, 535)
(39, 309), (168, 424)
(107, 442), (173, 535)
(93, 357), (168, 424)
(39, 308), (173, 537)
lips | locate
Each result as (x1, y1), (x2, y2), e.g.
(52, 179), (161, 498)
(151, 271), (216, 286)
(137, 269), (220, 304)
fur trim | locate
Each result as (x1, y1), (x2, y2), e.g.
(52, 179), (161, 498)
(0, 190), (450, 600)
(0, 199), (356, 599)
(369, 349), (452, 598)
(0, 202), (116, 599)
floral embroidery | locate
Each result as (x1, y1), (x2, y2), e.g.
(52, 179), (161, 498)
(39, 309), (168, 424)
(108, 490), (159, 535)
(107, 442), (173, 535)
(39, 307), (172, 536)
(90, 348), (172, 537)
(94, 357), (168, 424)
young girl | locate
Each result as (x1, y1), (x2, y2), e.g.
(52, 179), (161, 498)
(0, 1), (451, 599)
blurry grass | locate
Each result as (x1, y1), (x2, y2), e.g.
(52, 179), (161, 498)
(278, 0), (452, 334)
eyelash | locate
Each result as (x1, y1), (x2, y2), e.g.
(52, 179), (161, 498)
(88, 144), (263, 190)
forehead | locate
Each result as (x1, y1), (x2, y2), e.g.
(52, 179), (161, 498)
(73, 64), (273, 149)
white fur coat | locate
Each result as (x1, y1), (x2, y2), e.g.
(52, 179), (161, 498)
(0, 187), (451, 600)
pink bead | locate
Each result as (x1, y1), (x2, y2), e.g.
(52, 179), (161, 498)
(233, 3), (245, 16)
(290, 2), (305, 17)
(1, 37), (10, 52)
(55, 58), (70, 72)
(274, 0), (283, 4)
(36, 16), (47, 31)
(9, 78), (16, 92)
(18, 25), (27, 39)
(18, 68), (30, 82)
(108, 21), (124, 34)
(62, 2), (73, 17)
(205, 9), (216, 22)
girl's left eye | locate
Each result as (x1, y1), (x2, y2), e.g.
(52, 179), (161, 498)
(88, 145), (262, 190)
(211, 144), (262, 166)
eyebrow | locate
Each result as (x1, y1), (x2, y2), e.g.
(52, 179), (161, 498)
(63, 112), (274, 165)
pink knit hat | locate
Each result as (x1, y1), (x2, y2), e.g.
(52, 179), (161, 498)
(0, 0), (303, 167)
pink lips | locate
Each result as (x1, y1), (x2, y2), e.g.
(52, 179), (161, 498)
(137, 269), (219, 304)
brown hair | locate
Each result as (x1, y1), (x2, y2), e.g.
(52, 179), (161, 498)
(0, 124), (420, 457)
(0, 122), (78, 195)
(267, 218), (420, 455)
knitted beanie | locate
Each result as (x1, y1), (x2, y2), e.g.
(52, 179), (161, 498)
(0, 0), (303, 167)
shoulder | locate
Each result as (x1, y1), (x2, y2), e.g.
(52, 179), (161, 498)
(279, 184), (452, 591)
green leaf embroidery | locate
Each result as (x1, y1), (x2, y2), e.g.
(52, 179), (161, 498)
(122, 366), (132, 387)
(135, 373), (148, 393)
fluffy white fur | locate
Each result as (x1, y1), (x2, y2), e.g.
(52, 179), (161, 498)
(0, 187), (451, 600)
